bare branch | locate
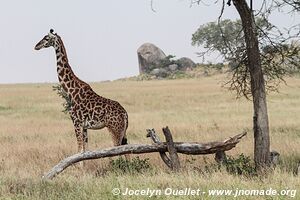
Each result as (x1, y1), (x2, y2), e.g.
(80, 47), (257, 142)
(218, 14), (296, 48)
(218, 0), (226, 21)
(150, 0), (156, 12)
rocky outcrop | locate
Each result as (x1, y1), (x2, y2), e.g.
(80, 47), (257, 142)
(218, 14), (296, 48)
(137, 43), (166, 74)
(137, 43), (197, 78)
(177, 57), (196, 70)
(150, 68), (169, 78)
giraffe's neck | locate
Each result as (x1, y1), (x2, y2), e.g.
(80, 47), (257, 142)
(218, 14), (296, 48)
(54, 36), (77, 93)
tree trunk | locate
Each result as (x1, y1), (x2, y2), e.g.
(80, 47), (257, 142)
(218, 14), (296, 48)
(232, 0), (270, 169)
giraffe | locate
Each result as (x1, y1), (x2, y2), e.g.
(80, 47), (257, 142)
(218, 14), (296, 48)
(34, 29), (128, 153)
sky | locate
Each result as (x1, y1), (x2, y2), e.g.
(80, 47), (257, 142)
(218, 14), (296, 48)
(0, 0), (299, 83)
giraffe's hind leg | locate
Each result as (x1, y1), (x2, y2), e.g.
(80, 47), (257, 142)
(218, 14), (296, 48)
(107, 114), (128, 146)
(107, 127), (123, 146)
(107, 125), (129, 160)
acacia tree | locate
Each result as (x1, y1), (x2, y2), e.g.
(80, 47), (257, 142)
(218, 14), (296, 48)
(191, 0), (300, 170)
(192, 0), (300, 170)
(150, 0), (299, 170)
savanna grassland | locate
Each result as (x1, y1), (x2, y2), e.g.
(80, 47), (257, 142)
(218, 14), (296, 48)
(0, 75), (299, 199)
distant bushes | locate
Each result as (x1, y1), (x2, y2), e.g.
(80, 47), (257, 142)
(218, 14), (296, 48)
(132, 63), (226, 81)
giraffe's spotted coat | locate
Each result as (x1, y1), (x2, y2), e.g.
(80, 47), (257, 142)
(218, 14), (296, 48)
(35, 30), (128, 153)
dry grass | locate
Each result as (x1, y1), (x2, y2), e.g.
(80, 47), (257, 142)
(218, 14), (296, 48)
(0, 75), (299, 199)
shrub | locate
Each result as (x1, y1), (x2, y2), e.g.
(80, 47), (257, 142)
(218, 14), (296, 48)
(52, 84), (72, 114)
(109, 157), (152, 174)
(146, 55), (182, 74)
(223, 154), (256, 176)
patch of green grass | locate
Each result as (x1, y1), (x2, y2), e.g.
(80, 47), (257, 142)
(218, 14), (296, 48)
(0, 105), (11, 111)
(109, 157), (152, 175)
(0, 105), (12, 116)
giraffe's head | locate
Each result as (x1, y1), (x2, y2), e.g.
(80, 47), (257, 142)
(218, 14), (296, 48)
(34, 29), (58, 50)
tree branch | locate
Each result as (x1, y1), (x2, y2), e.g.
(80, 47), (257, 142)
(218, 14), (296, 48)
(43, 130), (247, 180)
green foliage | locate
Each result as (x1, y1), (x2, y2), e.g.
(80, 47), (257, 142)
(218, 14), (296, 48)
(0, 105), (11, 111)
(214, 63), (225, 71)
(192, 18), (272, 59)
(158, 55), (181, 69)
(223, 154), (256, 176)
(109, 156), (152, 174)
(196, 154), (256, 177)
(52, 84), (72, 114)
(146, 55), (182, 74)
(192, 19), (243, 56)
(158, 55), (175, 67)
(192, 17), (300, 98)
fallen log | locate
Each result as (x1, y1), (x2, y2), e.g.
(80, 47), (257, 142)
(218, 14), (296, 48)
(43, 129), (247, 180)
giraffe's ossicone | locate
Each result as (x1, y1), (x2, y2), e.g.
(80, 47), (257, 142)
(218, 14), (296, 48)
(34, 29), (128, 153)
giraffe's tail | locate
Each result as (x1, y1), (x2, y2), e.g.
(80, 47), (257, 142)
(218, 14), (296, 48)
(121, 137), (128, 145)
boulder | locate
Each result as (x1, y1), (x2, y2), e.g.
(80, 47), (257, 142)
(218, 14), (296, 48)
(137, 43), (166, 74)
(168, 64), (178, 71)
(150, 68), (168, 78)
(177, 57), (196, 70)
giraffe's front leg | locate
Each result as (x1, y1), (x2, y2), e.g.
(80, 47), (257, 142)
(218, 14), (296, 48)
(74, 126), (87, 168)
(74, 125), (85, 153)
(82, 128), (88, 152)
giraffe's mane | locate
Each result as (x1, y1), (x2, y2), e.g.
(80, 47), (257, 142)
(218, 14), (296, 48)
(56, 34), (69, 63)
(55, 33), (91, 89)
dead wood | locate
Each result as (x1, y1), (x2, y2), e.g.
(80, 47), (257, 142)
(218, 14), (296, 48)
(162, 127), (180, 171)
(43, 129), (247, 180)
